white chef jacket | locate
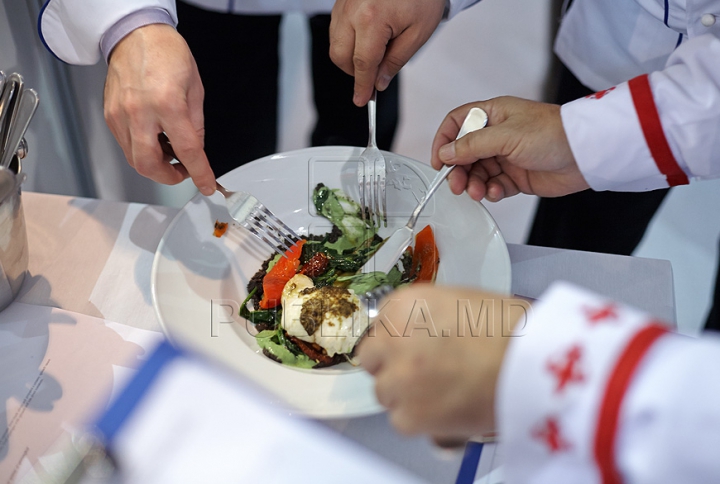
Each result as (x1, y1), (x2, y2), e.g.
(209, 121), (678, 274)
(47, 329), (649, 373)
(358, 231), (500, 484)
(39, 0), (720, 191)
(500, 282), (720, 483)
(556, 0), (720, 191)
(448, 0), (720, 192)
(38, 0), (335, 65)
(38, 0), (472, 65)
(181, 0), (334, 15)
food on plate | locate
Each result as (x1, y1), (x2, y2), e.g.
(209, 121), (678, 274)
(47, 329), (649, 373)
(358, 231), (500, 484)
(408, 225), (440, 282)
(239, 184), (439, 369)
(213, 220), (229, 238)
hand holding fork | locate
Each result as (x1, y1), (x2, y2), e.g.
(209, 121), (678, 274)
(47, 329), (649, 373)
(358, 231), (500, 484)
(158, 133), (299, 258)
(358, 90), (387, 228)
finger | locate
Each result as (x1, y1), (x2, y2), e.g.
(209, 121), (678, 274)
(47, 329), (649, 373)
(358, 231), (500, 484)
(329, 2), (357, 77)
(431, 107), (475, 169)
(375, 29), (424, 92)
(186, 58), (206, 143)
(464, 165), (493, 202)
(437, 126), (508, 167)
(374, 371), (400, 410)
(162, 116), (215, 195)
(130, 131), (187, 185)
(111, 125), (134, 170)
(351, 22), (392, 106)
(446, 164), (471, 196)
(388, 409), (420, 435)
(357, 332), (387, 376)
(484, 173), (521, 202)
(182, 66), (214, 194)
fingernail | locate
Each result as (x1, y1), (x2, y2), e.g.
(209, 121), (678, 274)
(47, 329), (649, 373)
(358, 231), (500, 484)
(488, 185), (504, 201)
(377, 75), (392, 91)
(200, 186), (214, 196)
(439, 143), (455, 161)
(353, 91), (362, 107)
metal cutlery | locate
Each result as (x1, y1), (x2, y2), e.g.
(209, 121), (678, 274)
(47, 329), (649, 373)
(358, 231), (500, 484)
(360, 107), (488, 275)
(0, 88), (38, 169)
(0, 73), (21, 158)
(215, 182), (300, 258)
(0, 72), (37, 169)
(358, 90), (387, 228)
(157, 133), (300, 257)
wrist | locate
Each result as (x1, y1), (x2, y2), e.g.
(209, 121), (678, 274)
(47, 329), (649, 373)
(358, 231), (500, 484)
(103, 9), (176, 64)
(109, 23), (178, 66)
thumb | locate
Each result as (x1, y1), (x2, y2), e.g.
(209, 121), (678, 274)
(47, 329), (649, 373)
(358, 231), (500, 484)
(437, 126), (510, 166)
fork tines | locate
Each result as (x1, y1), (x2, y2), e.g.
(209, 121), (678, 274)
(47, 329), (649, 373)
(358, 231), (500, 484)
(240, 203), (300, 257)
(377, 157), (386, 228)
(358, 157), (387, 228)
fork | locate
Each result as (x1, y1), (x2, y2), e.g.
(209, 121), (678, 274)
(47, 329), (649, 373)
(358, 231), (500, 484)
(157, 133), (300, 257)
(215, 183), (300, 257)
(360, 107), (489, 274)
(358, 90), (387, 228)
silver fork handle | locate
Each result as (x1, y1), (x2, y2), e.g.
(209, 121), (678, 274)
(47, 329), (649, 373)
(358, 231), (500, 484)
(367, 90), (377, 149)
(215, 182), (231, 197)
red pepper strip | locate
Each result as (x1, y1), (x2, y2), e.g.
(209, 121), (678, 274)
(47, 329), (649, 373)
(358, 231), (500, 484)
(410, 225), (439, 282)
(213, 220), (229, 238)
(259, 240), (306, 309)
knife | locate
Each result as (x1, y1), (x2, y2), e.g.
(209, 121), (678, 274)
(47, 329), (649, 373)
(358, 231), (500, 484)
(0, 74), (20, 161)
(360, 107), (488, 275)
(1, 88), (38, 169)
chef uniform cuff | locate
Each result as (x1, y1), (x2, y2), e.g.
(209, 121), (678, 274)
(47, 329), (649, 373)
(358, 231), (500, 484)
(100, 8), (177, 64)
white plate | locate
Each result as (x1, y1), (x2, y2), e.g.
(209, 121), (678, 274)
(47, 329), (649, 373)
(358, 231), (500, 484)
(151, 146), (511, 418)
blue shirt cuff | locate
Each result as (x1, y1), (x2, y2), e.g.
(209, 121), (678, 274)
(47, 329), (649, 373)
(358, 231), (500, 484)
(100, 8), (176, 64)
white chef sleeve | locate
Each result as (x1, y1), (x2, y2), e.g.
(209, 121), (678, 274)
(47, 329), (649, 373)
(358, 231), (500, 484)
(39, 0), (177, 65)
(498, 282), (720, 483)
(561, 34), (720, 191)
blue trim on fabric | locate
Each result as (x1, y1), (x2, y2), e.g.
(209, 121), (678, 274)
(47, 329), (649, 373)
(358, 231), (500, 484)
(455, 442), (483, 484)
(95, 339), (183, 445)
(228, 0), (235, 13)
(675, 33), (684, 49)
(663, 0), (670, 26)
(37, 0), (65, 63)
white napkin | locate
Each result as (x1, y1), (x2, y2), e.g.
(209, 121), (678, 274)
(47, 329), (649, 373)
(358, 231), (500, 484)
(89, 203), (172, 332)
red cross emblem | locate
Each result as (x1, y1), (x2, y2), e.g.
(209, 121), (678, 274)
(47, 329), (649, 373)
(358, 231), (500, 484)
(585, 87), (616, 100)
(547, 344), (585, 393)
(532, 416), (572, 453)
(584, 303), (618, 324)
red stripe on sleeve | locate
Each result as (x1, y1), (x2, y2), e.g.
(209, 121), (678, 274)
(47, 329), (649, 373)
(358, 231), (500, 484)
(628, 75), (689, 186)
(594, 323), (668, 484)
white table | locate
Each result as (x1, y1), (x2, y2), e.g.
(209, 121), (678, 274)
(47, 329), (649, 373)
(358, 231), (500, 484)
(1, 192), (675, 483)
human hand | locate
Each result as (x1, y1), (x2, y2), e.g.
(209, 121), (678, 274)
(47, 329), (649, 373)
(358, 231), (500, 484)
(329, 0), (446, 106)
(358, 284), (522, 442)
(104, 24), (215, 195)
(430, 97), (590, 202)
